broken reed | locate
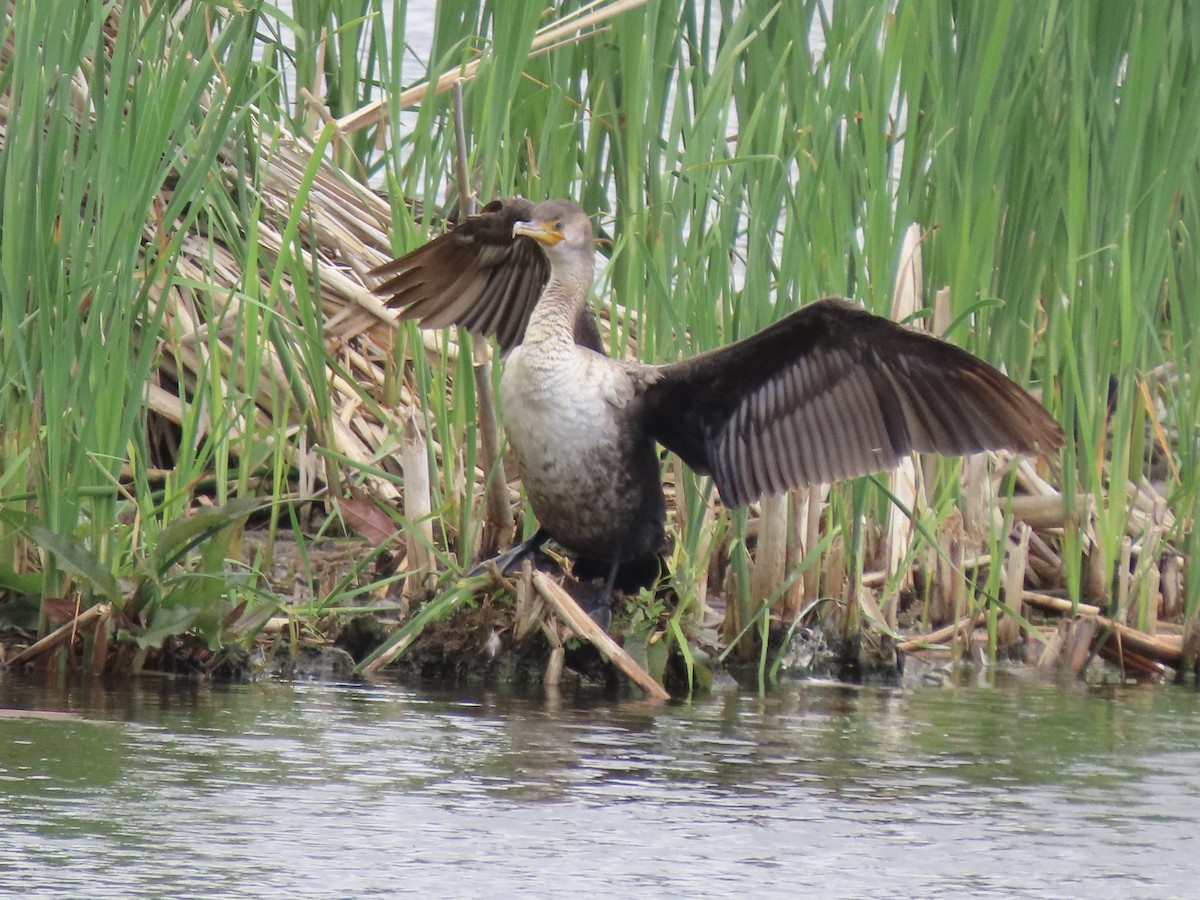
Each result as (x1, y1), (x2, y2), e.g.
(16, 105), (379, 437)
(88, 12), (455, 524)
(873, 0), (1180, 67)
(0, 0), (1196, 666)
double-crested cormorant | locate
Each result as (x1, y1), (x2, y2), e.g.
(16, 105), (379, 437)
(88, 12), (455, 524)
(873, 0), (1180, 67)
(371, 198), (1063, 602)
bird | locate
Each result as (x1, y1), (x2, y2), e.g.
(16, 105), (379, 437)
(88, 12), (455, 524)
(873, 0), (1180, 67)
(370, 197), (1063, 610)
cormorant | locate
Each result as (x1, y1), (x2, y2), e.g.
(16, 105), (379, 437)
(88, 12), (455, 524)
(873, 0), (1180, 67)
(371, 198), (1063, 604)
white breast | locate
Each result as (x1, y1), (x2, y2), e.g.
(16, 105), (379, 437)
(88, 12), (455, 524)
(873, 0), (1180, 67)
(500, 344), (625, 476)
(498, 342), (645, 558)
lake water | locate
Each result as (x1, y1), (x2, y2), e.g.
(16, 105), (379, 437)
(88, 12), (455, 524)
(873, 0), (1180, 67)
(2, 673), (1198, 898)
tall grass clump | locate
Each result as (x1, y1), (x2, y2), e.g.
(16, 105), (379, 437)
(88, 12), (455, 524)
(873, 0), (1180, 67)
(0, 2), (275, 664)
(0, 0), (1196, 688)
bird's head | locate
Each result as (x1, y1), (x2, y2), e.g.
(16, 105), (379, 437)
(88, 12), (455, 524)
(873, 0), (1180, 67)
(512, 200), (594, 264)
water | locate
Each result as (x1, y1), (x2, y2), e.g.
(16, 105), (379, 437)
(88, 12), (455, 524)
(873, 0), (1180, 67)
(2, 674), (1198, 898)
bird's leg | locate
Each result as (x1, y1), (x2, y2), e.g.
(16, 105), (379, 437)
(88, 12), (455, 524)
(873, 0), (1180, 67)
(583, 558), (621, 630)
(601, 559), (620, 607)
(466, 527), (550, 578)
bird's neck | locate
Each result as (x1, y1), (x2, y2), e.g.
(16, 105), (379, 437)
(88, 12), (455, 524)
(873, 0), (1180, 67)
(524, 265), (594, 347)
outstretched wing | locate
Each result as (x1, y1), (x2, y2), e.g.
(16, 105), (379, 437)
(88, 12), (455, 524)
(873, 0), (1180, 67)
(370, 197), (602, 354)
(641, 298), (1062, 507)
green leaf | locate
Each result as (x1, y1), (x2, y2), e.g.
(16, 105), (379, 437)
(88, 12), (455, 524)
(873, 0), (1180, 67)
(0, 564), (44, 596)
(28, 526), (121, 603)
(152, 496), (265, 576)
(138, 603), (202, 650)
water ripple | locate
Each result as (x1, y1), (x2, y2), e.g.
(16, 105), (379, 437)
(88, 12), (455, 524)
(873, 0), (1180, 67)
(1, 676), (1198, 898)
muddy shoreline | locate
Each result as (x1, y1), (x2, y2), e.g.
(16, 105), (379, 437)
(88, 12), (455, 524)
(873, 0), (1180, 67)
(3, 529), (1193, 695)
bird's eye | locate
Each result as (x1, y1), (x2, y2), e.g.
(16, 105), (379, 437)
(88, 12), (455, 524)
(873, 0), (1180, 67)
(554, 220), (564, 231)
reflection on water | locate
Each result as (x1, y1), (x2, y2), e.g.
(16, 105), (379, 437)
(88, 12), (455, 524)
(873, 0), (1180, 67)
(2, 673), (1198, 898)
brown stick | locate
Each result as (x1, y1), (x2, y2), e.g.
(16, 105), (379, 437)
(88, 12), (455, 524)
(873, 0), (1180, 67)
(1007, 493), (1093, 529)
(532, 572), (670, 701)
(89, 605), (111, 677)
(1023, 591), (1182, 666)
(1023, 590), (1103, 617)
(896, 611), (985, 653)
(861, 552), (992, 587)
(752, 492), (787, 616)
(8, 604), (110, 667)
(998, 523), (1031, 646)
(400, 409), (434, 598)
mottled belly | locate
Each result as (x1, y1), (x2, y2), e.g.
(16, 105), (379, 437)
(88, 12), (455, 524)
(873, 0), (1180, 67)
(500, 358), (664, 561)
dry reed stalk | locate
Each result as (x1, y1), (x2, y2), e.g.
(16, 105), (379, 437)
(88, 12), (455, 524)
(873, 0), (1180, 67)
(1022, 590), (1182, 668)
(925, 508), (960, 624)
(1026, 527), (1064, 585)
(932, 286), (952, 338)
(513, 560), (544, 641)
(532, 572), (670, 701)
(1121, 481), (1176, 540)
(998, 523), (1031, 647)
(959, 453), (995, 553)
(540, 612), (568, 687)
(1132, 496), (1169, 631)
(1062, 617), (1102, 674)
(896, 610), (985, 653)
(781, 491), (807, 617)
(1007, 493), (1093, 529)
(865, 551), (992, 588)
(1013, 454), (1060, 495)
(90, 604), (110, 676)
(400, 409), (434, 598)
(8, 603), (111, 667)
(1140, 563), (1162, 636)
(822, 533), (846, 602)
(797, 483), (828, 608)
(1022, 590), (1103, 617)
(1117, 535), (1134, 622)
(1083, 515), (1109, 600)
(752, 492), (788, 614)
(1160, 553), (1183, 619)
(1035, 619), (1067, 670)
(544, 640), (565, 686)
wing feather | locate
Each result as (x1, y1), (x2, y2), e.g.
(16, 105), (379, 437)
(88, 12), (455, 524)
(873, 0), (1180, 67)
(370, 198), (604, 355)
(641, 298), (1062, 507)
